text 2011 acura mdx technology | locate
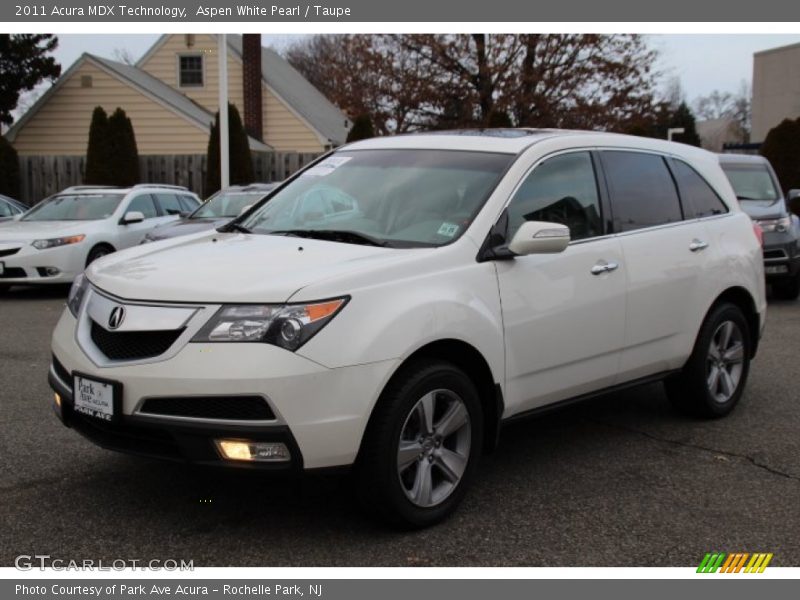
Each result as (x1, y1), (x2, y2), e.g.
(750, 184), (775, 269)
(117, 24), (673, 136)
(50, 130), (766, 527)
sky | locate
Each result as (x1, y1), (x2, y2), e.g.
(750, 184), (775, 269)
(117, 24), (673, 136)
(18, 33), (800, 115)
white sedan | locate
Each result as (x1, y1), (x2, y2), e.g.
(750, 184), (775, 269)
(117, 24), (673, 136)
(0, 184), (200, 290)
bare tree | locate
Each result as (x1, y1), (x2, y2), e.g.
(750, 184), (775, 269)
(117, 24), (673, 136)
(112, 47), (136, 65)
(286, 34), (660, 135)
(693, 81), (751, 141)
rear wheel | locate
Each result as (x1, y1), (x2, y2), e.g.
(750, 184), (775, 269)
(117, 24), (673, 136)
(86, 244), (114, 267)
(356, 360), (483, 528)
(665, 303), (752, 418)
(772, 274), (800, 301)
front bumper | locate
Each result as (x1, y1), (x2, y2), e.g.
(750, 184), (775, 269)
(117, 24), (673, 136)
(50, 309), (398, 470)
(0, 241), (85, 285)
(762, 231), (800, 281)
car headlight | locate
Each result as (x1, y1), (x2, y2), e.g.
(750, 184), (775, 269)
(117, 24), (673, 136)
(192, 298), (348, 351)
(756, 216), (791, 233)
(67, 272), (89, 317)
(32, 234), (85, 250)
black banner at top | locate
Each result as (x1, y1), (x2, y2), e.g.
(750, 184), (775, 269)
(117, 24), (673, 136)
(4, 0), (800, 22)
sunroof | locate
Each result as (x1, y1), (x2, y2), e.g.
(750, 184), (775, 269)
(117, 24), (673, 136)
(425, 128), (550, 138)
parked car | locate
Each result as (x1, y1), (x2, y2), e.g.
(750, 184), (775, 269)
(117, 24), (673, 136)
(142, 183), (278, 243)
(718, 154), (800, 300)
(50, 130), (765, 527)
(0, 194), (27, 221)
(0, 184), (200, 291)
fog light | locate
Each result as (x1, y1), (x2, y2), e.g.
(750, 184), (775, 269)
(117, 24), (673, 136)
(40, 267), (61, 277)
(54, 392), (62, 408)
(215, 439), (290, 462)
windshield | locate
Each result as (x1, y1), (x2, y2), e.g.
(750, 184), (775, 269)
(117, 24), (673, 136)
(240, 150), (513, 248)
(193, 190), (271, 219)
(22, 194), (124, 221)
(721, 165), (780, 205)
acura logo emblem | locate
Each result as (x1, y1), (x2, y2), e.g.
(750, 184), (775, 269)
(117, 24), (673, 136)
(108, 306), (126, 330)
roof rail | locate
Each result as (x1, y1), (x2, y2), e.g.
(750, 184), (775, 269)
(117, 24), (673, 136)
(132, 183), (189, 191)
(61, 185), (122, 192)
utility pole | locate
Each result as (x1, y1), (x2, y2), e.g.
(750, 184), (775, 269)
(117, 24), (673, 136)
(218, 34), (230, 189)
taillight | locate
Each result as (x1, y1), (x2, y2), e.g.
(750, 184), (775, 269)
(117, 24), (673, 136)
(752, 222), (764, 247)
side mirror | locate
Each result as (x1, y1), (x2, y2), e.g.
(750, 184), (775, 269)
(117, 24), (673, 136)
(120, 211), (145, 225)
(508, 221), (571, 256)
(788, 189), (800, 218)
(239, 204), (253, 216)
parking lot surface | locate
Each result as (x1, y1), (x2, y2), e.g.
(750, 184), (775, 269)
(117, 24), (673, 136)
(1, 286), (799, 567)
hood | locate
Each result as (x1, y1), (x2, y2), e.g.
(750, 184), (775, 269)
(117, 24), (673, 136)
(0, 220), (91, 241)
(148, 217), (229, 240)
(88, 231), (406, 303)
(738, 199), (787, 221)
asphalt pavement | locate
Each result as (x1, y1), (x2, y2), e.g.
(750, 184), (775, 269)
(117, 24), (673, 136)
(1, 285), (798, 567)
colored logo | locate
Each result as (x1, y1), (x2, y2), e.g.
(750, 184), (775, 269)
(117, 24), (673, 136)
(697, 552), (773, 573)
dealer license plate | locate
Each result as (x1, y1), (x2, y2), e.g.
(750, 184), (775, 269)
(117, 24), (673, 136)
(73, 374), (117, 422)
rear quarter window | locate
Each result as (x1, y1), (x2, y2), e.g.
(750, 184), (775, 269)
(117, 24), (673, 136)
(671, 160), (728, 219)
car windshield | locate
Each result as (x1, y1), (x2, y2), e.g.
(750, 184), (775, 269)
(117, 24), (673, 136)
(240, 150), (513, 248)
(722, 165), (780, 206)
(192, 190), (271, 219)
(22, 194), (124, 221)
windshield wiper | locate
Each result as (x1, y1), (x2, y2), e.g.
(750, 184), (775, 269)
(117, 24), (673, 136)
(223, 223), (251, 234)
(268, 229), (389, 247)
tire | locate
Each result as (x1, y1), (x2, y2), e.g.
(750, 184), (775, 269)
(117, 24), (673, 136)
(86, 244), (114, 267)
(355, 360), (483, 528)
(772, 274), (800, 301)
(665, 302), (752, 418)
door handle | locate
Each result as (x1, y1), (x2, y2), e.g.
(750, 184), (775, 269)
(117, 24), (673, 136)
(591, 260), (619, 275)
(689, 239), (709, 252)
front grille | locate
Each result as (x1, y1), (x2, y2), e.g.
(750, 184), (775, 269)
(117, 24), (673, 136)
(0, 267), (26, 279)
(0, 248), (20, 258)
(90, 320), (184, 361)
(52, 354), (72, 385)
(139, 396), (276, 421)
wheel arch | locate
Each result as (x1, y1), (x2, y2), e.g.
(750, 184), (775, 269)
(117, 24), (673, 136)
(85, 242), (116, 267)
(363, 338), (504, 458)
(706, 286), (761, 358)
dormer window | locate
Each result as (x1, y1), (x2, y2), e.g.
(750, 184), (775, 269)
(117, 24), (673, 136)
(178, 54), (204, 87)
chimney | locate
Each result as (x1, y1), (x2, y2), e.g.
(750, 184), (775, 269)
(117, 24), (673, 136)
(242, 34), (263, 142)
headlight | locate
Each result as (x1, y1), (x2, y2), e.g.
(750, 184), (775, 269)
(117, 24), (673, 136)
(756, 216), (791, 233)
(32, 234), (85, 250)
(67, 273), (89, 317)
(192, 298), (348, 351)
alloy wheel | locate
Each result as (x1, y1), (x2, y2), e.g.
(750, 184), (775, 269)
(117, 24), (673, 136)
(706, 320), (745, 404)
(396, 389), (471, 508)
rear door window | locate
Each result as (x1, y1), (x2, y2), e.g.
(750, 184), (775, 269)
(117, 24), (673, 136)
(601, 151), (683, 232)
(671, 160), (728, 218)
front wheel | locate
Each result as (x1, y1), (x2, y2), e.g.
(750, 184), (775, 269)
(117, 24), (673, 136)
(355, 360), (483, 528)
(665, 302), (752, 418)
(86, 244), (114, 267)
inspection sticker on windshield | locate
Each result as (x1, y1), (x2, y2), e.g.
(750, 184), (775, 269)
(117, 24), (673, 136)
(302, 156), (352, 178)
(437, 222), (459, 237)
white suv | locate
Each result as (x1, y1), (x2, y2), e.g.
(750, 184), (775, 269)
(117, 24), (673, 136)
(0, 184), (200, 290)
(49, 130), (765, 527)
